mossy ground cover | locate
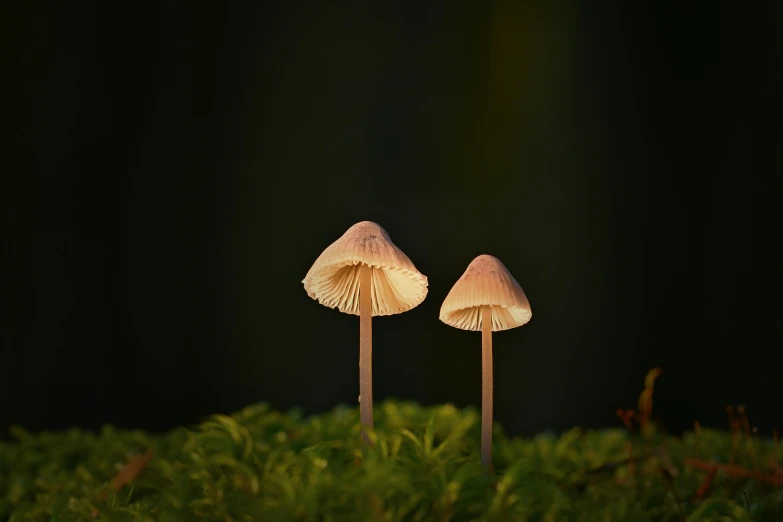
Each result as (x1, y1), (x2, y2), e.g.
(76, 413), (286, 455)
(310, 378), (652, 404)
(2, 372), (781, 521)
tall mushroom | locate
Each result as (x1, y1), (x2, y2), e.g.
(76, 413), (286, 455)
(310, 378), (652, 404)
(303, 221), (428, 443)
(439, 255), (531, 471)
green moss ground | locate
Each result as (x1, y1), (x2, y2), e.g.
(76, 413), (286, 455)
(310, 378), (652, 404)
(2, 395), (781, 522)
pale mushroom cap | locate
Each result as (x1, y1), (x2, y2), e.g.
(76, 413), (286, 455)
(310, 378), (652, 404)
(439, 254), (531, 332)
(302, 221), (428, 316)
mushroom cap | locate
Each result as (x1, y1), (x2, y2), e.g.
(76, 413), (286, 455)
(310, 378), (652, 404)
(439, 254), (531, 332)
(302, 221), (428, 316)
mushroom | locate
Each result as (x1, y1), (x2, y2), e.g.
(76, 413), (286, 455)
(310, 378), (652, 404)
(439, 255), (531, 470)
(303, 221), (428, 443)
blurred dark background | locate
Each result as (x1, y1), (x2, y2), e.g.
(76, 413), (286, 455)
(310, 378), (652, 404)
(5, 1), (782, 439)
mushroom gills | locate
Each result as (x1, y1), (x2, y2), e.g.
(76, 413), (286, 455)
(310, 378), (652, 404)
(311, 263), (422, 316)
(441, 305), (529, 331)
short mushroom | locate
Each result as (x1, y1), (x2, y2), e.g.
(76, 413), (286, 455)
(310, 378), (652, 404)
(439, 254), (531, 470)
(303, 221), (428, 443)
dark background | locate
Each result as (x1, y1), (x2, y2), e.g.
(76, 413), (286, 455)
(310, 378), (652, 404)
(5, 2), (782, 439)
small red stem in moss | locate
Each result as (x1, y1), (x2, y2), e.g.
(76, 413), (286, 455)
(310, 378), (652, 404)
(111, 450), (153, 492)
(685, 458), (783, 486)
(620, 409), (636, 433)
(693, 466), (717, 502)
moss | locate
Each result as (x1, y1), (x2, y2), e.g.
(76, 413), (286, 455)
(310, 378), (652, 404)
(1, 399), (781, 521)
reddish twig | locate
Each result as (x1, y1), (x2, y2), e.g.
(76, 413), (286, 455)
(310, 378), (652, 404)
(730, 421), (742, 467)
(693, 466), (717, 502)
(111, 450), (153, 492)
(685, 458), (783, 486)
(637, 368), (662, 452)
(616, 409), (636, 433)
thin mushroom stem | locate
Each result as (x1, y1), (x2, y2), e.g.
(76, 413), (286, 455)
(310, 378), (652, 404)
(359, 263), (373, 445)
(481, 305), (493, 471)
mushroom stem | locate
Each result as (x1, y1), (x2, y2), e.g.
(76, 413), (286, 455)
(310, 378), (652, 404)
(359, 263), (373, 444)
(481, 305), (493, 471)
